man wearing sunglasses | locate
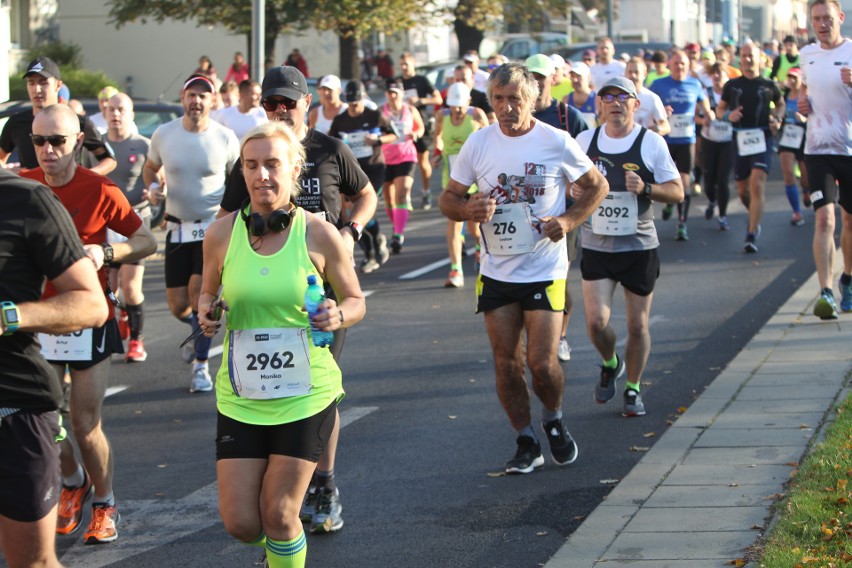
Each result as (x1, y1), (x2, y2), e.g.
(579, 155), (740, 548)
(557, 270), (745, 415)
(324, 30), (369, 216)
(0, 57), (117, 176)
(21, 104), (157, 545)
(219, 65), (377, 536)
(143, 74), (240, 394)
(573, 76), (682, 418)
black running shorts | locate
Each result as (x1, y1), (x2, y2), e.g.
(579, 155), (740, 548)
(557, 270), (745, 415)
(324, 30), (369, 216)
(580, 248), (660, 297)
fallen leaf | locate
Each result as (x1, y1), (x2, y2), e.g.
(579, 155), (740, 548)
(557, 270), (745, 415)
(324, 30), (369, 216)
(677, 406), (688, 414)
(726, 559), (747, 567)
(750, 524), (763, 530)
(573, 515), (586, 521)
(536, 531), (548, 536)
(799, 423), (810, 429)
(486, 471), (505, 477)
(665, 419), (675, 426)
(629, 446), (650, 452)
(785, 462), (800, 467)
(158, 464), (168, 468)
(643, 432), (656, 438)
(837, 479), (848, 491)
(729, 483), (740, 487)
(599, 478), (619, 484)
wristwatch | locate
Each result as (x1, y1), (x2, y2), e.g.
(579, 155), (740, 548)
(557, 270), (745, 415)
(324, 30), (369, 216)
(643, 182), (653, 197)
(344, 221), (363, 241)
(101, 243), (115, 264)
(1, 301), (20, 335)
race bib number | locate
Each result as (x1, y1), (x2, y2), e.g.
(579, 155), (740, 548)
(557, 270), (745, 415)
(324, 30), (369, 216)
(403, 89), (418, 104)
(706, 120), (733, 143)
(391, 118), (407, 145)
(779, 124), (805, 149)
(736, 129), (767, 156)
(482, 203), (536, 255)
(670, 113), (696, 139)
(227, 327), (312, 400)
(582, 112), (597, 129)
(591, 191), (639, 236)
(168, 217), (214, 244)
(344, 131), (373, 159)
(39, 329), (93, 361)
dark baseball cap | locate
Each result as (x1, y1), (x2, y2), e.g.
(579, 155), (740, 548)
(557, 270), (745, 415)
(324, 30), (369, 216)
(262, 66), (309, 101)
(23, 57), (61, 80)
(783, 35), (796, 44)
(385, 78), (405, 92)
(344, 80), (367, 103)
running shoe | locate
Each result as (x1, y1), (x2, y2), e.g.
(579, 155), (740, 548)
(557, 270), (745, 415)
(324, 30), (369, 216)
(505, 435), (544, 474)
(661, 204), (674, 221)
(445, 270), (464, 288)
(744, 233), (758, 253)
(557, 337), (571, 362)
(802, 190), (812, 208)
(190, 366), (213, 393)
(704, 203), (714, 220)
(391, 235), (404, 254)
(125, 339), (147, 363)
(310, 488), (343, 534)
(360, 258), (380, 274)
(841, 282), (852, 312)
(718, 216), (729, 231)
(117, 310), (130, 341)
(300, 484), (317, 523)
(676, 223), (688, 241)
(84, 503), (120, 544)
(790, 212), (804, 226)
(692, 182), (702, 196)
(622, 389), (646, 417)
(375, 234), (390, 265)
(56, 472), (93, 535)
(541, 419), (578, 465)
(421, 193), (432, 211)
(814, 290), (839, 320)
(595, 355), (625, 404)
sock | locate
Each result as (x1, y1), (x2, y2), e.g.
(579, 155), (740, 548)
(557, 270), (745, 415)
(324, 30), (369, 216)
(193, 361), (209, 372)
(450, 263), (461, 272)
(265, 532), (307, 568)
(541, 408), (562, 424)
(784, 184), (801, 213)
(840, 273), (852, 286)
(602, 354), (618, 369)
(680, 194), (691, 222)
(314, 469), (336, 493)
(823, 287), (835, 297)
(191, 312), (212, 360)
(93, 491), (115, 507)
(246, 533), (267, 548)
(626, 381), (641, 392)
(126, 303), (144, 340)
(63, 464), (85, 488)
(392, 206), (410, 235)
(518, 424), (538, 442)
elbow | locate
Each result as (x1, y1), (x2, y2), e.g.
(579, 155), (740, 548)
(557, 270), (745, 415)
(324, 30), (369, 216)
(87, 295), (110, 329)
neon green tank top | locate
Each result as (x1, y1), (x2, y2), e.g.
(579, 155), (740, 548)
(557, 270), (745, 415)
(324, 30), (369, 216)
(215, 208), (343, 425)
(776, 54), (800, 82)
(441, 111), (477, 189)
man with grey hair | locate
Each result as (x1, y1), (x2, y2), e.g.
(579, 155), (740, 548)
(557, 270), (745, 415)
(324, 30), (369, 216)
(439, 63), (609, 474)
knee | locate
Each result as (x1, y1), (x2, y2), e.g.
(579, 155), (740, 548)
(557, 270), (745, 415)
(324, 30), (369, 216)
(70, 409), (101, 439)
(223, 516), (264, 543)
(625, 320), (649, 339)
(814, 209), (834, 233)
(527, 356), (558, 380)
(260, 508), (301, 538)
(585, 313), (608, 335)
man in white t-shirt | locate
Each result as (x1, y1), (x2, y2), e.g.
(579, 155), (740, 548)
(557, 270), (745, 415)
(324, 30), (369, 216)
(625, 57), (670, 136)
(798, 0), (852, 319)
(573, 76), (682, 417)
(590, 37), (626, 90)
(464, 51), (491, 93)
(212, 79), (267, 140)
(439, 62), (609, 475)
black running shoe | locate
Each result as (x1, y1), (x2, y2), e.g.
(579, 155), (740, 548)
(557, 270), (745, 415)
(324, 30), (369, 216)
(505, 435), (544, 474)
(542, 419), (578, 465)
(595, 355), (625, 404)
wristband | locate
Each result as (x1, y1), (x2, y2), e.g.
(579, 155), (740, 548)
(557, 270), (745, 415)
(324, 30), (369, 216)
(344, 221), (363, 241)
(722, 111), (731, 122)
(1, 301), (20, 335)
(338, 308), (344, 324)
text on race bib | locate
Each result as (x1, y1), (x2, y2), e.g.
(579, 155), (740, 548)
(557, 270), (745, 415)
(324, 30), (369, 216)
(736, 128), (767, 156)
(481, 203), (536, 255)
(39, 329), (94, 361)
(227, 327), (313, 400)
(591, 191), (639, 236)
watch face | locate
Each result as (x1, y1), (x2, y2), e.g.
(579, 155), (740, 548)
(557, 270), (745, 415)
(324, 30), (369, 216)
(4, 308), (18, 324)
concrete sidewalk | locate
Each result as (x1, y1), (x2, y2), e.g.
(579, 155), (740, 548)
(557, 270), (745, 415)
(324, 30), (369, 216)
(546, 261), (852, 567)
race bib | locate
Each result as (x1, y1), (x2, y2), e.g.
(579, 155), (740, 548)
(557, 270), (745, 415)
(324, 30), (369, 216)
(391, 118), (407, 145)
(168, 217), (214, 244)
(591, 191), (639, 236)
(482, 203), (536, 255)
(779, 124), (805, 149)
(670, 113), (696, 138)
(227, 327), (312, 400)
(582, 112), (597, 129)
(736, 129), (767, 156)
(706, 120), (733, 143)
(403, 89), (418, 104)
(39, 329), (93, 361)
(344, 131), (373, 159)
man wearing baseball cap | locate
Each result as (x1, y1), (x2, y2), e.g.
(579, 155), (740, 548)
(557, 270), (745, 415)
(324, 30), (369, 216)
(574, 76), (683, 417)
(219, 66), (377, 535)
(0, 57), (116, 175)
(309, 74), (347, 134)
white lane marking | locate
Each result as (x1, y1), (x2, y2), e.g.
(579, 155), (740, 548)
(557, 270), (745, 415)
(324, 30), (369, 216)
(59, 406), (379, 567)
(399, 247), (477, 280)
(104, 386), (127, 398)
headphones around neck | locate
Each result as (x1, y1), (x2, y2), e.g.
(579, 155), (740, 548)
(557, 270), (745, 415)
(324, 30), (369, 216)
(239, 198), (296, 237)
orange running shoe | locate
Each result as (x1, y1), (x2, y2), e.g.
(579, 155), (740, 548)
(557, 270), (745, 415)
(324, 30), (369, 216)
(125, 339), (147, 362)
(56, 473), (93, 535)
(84, 503), (120, 544)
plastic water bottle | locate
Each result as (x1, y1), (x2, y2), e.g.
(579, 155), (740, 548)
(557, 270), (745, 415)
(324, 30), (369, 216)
(305, 275), (333, 347)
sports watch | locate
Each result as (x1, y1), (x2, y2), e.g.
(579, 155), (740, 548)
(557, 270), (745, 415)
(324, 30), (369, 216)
(101, 243), (115, 264)
(1, 301), (20, 335)
(643, 182), (652, 197)
(344, 221), (363, 241)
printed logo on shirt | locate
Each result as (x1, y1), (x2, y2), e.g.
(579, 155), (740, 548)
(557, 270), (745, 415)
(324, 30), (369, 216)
(623, 163), (640, 171)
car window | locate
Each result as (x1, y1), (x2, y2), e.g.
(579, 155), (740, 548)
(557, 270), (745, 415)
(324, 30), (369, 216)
(136, 110), (181, 138)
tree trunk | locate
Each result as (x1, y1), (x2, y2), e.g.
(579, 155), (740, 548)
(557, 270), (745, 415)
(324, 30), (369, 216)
(454, 18), (484, 57)
(339, 34), (360, 79)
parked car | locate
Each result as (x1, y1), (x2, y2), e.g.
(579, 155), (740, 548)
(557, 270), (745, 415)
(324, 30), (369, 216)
(549, 41), (673, 63)
(418, 59), (491, 94)
(497, 32), (571, 60)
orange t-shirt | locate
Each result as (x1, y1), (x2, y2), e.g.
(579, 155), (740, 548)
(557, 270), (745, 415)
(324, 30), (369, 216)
(22, 167), (142, 317)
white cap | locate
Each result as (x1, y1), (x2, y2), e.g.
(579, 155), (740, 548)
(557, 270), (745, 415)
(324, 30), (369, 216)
(446, 82), (471, 107)
(569, 61), (590, 78)
(319, 75), (342, 90)
(549, 54), (566, 70)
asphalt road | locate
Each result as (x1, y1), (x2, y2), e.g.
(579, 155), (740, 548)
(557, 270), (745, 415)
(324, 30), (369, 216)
(26, 175), (826, 568)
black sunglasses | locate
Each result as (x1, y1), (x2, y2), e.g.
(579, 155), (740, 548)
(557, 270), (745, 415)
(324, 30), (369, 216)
(30, 134), (71, 147)
(600, 93), (635, 103)
(261, 96), (300, 112)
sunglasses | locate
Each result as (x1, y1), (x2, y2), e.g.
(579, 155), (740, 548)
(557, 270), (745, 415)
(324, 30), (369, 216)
(600, 93), (635, 103)
(261, 96), (300, 112)
(30, 134), (72, 147)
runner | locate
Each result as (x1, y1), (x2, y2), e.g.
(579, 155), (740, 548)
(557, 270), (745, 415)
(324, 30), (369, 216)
(308, 75), (348, 135)
(777, 67), (809, 227)
(625, 57), (671, 136)
(701, 63), (736, 230)
(439, 63), (609, 474)
(566, 62), (597, 129)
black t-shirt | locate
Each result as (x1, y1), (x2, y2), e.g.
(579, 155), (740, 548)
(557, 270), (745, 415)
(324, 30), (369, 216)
(721, 76), (783, 129)
(0, 110), (115, 169)
(0, 170), (87, 410)
(327, 108), (394, 170)
(401, 75), (437, 117)
(471, 89), (494, 115)
(221, 129), (370, 226)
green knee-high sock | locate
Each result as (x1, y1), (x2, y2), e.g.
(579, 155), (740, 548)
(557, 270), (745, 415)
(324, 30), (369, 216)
(246, 533), (266, 548)
(266, 532), (307, 568)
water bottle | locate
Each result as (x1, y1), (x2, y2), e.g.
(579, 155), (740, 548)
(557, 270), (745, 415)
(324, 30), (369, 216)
(305, 275), (334, 347)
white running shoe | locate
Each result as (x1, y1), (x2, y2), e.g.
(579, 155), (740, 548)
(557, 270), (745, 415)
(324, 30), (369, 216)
(557, 337), (571, 361)
(190, 366), (213, 393)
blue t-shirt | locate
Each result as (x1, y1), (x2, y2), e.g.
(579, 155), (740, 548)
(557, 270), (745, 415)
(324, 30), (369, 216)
(650, 76), (706, 145)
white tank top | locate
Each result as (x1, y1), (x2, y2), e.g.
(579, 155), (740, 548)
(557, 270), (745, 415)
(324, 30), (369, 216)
(314, 104), (348, 134)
